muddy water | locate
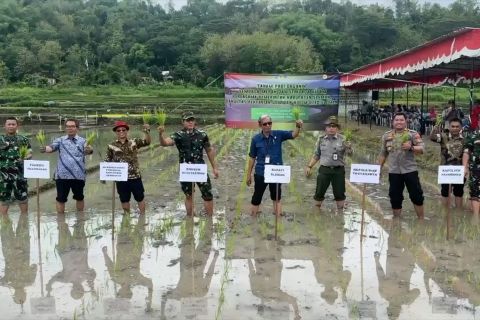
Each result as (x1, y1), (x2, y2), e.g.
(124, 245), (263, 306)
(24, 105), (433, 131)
(0, 125), (479, 319)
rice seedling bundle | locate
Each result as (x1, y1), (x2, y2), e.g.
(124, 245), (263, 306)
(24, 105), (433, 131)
(36, 130), (46, 146)
(156, 110), (167, 125)
(86, 131), (96, 145)
(291, 106), (302, 121)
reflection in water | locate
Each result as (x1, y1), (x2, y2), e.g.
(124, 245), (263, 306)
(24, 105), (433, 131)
(0, 214), (37, 306)
(375, 219), (420, 319)
(103, 214), (152, 310)
(249, 221), (300, 320)
(46, 213), (96, 299)
(313, 214), (351, 305)
(161, 217), (218, 318)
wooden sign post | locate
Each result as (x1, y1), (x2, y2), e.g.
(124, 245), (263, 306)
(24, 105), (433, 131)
(100, 162), (128, 239)
(438, 165), (464, 240)
(349, 164), (381, 242)
(265, 165), (291, 240)
(24, 160), (50, 237)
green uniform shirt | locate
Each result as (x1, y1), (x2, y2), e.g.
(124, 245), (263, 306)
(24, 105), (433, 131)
(0, 134), (31, 174)
(464, 131), (480, 171)
(171, 128), (211, 164)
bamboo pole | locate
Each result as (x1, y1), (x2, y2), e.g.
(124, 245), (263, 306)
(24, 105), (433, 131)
(360, 184), (366, 242)
(112, 182), (115, 240)
(275, 183), (279, 240)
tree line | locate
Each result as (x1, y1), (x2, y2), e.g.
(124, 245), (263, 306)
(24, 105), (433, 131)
(0, 0), (479, 87)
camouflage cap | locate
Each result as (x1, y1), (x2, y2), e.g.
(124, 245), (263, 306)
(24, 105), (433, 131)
(182, 111), (196, 120)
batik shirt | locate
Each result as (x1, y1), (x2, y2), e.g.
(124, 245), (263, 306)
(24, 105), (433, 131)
(171, 129), (211, 164)
(50, 135), (87, 180)
(105, 138), (149, 179)
(0, 134), (31, 176)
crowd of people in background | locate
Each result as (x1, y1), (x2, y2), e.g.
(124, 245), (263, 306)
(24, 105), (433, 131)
(349, 99), (480, 134)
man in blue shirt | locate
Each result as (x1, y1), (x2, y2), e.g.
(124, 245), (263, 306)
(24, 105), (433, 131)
(246, 115), (302, 216)
(41, 119), (93, 214)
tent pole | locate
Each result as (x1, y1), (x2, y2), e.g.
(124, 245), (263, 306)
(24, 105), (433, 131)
(470, 58), (475, 115)
(421, 84), (425, 135)
(420, 68), (425, 135)
(406, 84), (409, 108)
(454, 86), (456, 105)
(357, 90), (360, 127)
(344, 89), (348, 125)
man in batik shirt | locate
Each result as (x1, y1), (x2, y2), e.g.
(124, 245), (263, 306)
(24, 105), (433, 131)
(41, 119), (93, 214)
(105, 121), (151, 214)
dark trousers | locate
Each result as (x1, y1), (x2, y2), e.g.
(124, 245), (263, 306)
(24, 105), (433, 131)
(314, 166), (346, 201)
(251, 174), (281, 205)
(441, 183), (464, 197)
(388, 171), (424, 209)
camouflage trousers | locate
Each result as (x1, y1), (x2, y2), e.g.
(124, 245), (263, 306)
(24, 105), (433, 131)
(469, 168), (480, 199)
(0, 172), (28, 203)
(180, 175), (213, 201)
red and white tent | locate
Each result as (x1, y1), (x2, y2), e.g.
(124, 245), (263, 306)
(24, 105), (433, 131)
(340, 27), (480, 90)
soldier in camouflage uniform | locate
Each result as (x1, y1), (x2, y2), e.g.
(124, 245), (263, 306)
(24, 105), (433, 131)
(158, 112), (219, 216)
(105, 120), (151, 214)
(430, 118), (465, 208)
(0, 118), (32, 215)
(378, 112), (424, 219)
(463, 128), (480, 215)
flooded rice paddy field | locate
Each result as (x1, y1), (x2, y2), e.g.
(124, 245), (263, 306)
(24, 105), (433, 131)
(1, 124), (480, 319)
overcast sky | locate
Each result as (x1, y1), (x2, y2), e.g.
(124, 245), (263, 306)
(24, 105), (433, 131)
(151, 0), (458, 10)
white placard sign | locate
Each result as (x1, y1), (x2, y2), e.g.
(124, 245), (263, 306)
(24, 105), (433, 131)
(24, 160), (50, 179)
(264, 165), (291, 183)
(349, 164), (381, 184)
(179, 163), (208, 182)
(438, 165), (464, 184)
(100, 162), (128, 181)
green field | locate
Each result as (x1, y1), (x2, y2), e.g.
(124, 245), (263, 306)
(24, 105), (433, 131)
(0, 84), (225, 123)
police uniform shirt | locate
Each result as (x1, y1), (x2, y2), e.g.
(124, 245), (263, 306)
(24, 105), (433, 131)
(380, 129), (424, 174)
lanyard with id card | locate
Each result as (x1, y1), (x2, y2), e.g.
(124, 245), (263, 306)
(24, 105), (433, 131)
(264, 135), (272, 164)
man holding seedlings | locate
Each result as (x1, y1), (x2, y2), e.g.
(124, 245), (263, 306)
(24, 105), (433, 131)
(40, 119), (93, 214)
(105, 121), (151, 214)
(158, 112), (219, 216)
(0, 117), (32, 215)
(246, 115), (303, 216)
(430, 118), (465, 208)
(378, 112), (425, 219)
(305, 116), (352, 210)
